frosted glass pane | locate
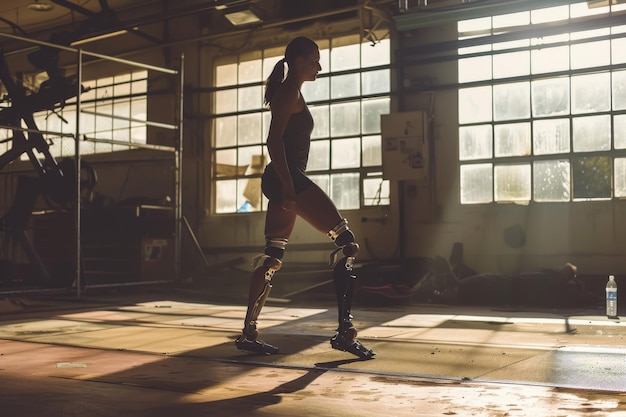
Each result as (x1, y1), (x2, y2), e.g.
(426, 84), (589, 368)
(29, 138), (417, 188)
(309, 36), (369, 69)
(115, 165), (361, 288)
(571, 40), (610, 69)
(362, 69), (390, 95)
(310, 174), (330, 195)
(362, 39), (390, 67)
(573, 115), (611, 152)
(330, 173), (359, 210)
(215, 149), (236, 177)
(614, 115), (626, 149)
(331, 73), (360, 99)
(331, 44), (360, 71)
(237, 146), (264, 170)
(534, 160), (570, 202)
(531, 5), (568, 24)
(459, 125), (492, 161)
(216, 63), (237, 87)
(330, 102), (360, 136)
(308, 140), (330, 170)
(612, 38), (626, 64)
(531, 46), (569, 74)
(532, 77), (570, 117)
(613, 70), (626, 110)
(533, 119), (570, 155)
(459, 86), (492, 124)
(572, 156), (611, 200)
(332, 138), (360, 169)
(494, 123), (530, 157)
(237, 113), (262, 145)
(263, 55), (282, 81)
(238, 177), (261, 212)
(363, 177), (390, 206)
(494, 82), (530, 121)
(572, 73), (610, 114)
(493, 51), (530, 78)
(239, 59), (262, 83)
(302, 77), (329, 102)
(362, 135), (382, 167)
(309, 105), (329, 139)
(494, 164), (530, 202)
(362, 97), (389, 134)
(215, 116), (237, 148)
(459, 56), (491, 83)
(215, 89), (237, 114)
(215, 180), (237, 213)
(238, 85), (262, 111)
(493, 11), (529, 28)
(460, 163), (493, 204)
(615, 158), (626, 197)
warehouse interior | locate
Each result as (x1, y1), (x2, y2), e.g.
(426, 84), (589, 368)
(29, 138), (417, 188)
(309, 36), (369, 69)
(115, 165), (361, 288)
(1, 0), (626, 415)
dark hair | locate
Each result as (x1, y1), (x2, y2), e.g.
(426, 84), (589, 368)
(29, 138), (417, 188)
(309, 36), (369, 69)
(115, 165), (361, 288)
(264, 37), (319, 105)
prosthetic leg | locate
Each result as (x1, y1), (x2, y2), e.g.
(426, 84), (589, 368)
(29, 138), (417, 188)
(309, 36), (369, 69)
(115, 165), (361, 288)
(328, 220), (376, 360)
(235, 237), (287, 355)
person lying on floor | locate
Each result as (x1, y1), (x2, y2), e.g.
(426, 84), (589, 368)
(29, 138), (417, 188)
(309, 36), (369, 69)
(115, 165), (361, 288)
(428, 256), (600, 308)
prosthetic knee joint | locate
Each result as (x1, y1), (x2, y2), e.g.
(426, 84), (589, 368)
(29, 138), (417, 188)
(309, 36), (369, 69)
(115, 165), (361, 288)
(244, 237), (287, 340)
(327, 220), (375, 359)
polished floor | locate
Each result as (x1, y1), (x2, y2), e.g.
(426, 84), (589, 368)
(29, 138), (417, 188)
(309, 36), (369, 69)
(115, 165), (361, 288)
(1, 275), (626, 417)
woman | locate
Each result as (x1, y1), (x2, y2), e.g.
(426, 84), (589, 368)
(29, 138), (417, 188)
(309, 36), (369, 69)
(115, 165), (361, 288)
(235, 37), (375, 360)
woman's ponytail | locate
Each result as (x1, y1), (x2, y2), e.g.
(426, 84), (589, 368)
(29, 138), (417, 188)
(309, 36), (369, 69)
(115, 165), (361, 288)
(264, 58), (285, 106)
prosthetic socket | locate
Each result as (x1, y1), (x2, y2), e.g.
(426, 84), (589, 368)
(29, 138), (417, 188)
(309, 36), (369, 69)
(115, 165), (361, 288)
(243, 237), (287, 340)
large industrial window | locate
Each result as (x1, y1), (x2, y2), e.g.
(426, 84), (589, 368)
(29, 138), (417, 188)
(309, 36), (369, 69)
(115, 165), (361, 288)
(212, 35), (391, 214)
(0, 70), (148, 160)
(458, 2), (626, 204)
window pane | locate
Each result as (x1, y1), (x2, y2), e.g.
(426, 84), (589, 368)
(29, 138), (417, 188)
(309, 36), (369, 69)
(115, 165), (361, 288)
(215, 116), (237, 148)
(532, 77), (570, 117)
(494, 164), (531, 202)
(571, 73), (610, 114)
(531, 46), (569, 74)
(459, 125), (492, 161)
(237, 113), (262, 145)
(215, 179), (237, 213)
(494, 82), (530, 121)
(302, 77), (329, 102)
(458, 56), (491, 83)
(331, 44), (360, 71)
(239, 59), (262, 83)
(459, 86), (492, 124)
(614, 114), (626, 149)
(330, 101), (360, 136)
(331, 73), (360, 99)
(308, 140), (330, 171)
(613, 37), (626, 64)
(494, 51), (530, 78)
(533, 118), (570, 155)
(362, 97), (389, 134)
(216, 63), (237, 87)
(460, 164), (493, 204)
(615, 157), (626, 197)
(531, 5), (569, 24)
(573, 115), (611, 152)
(572, 156), (611, 200)
(571, 40), (610, 69)
(215, 89), (237, 114)
(215, 149), (237, 177)
(310, 105), (329, 139)
(331, 173), (360, 210)
(612, 70), (626, 110)
(534, 160), (571, 202)
(237, 146), (264, 171)
(332, 138), (360, 169)
(263, 55), (282, 80)
(363, 177), (390, 206)
(362, 135), (382, 167)
(238, 85), (262, 111)
(362, 69), (390, 95)
(495, 123), (530, 157)
(310, 174), (330, 195)
(362, 39), (390, 67)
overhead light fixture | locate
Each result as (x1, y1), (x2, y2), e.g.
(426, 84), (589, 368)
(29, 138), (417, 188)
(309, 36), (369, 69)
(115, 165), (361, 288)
(27, 1), (54, 11)
(224, 6), (262, 26)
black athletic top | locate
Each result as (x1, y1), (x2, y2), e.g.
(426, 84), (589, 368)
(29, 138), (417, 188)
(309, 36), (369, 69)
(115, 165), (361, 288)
(281, 102), (314, 173)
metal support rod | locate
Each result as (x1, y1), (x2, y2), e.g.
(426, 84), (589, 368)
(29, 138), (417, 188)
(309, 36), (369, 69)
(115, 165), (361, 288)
(75, 49), (83, 298)
(175, 53), (185, 281)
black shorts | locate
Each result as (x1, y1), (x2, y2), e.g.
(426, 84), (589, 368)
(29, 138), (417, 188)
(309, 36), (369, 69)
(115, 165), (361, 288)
(261, 164), (313, 202)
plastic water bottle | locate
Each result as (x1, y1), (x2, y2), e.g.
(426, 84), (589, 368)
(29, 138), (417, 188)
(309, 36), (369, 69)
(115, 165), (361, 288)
(606, 275), (618, 319)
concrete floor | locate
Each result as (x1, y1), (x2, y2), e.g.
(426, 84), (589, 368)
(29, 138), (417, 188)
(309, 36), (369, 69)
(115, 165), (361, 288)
(1, 276), (626, 417)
